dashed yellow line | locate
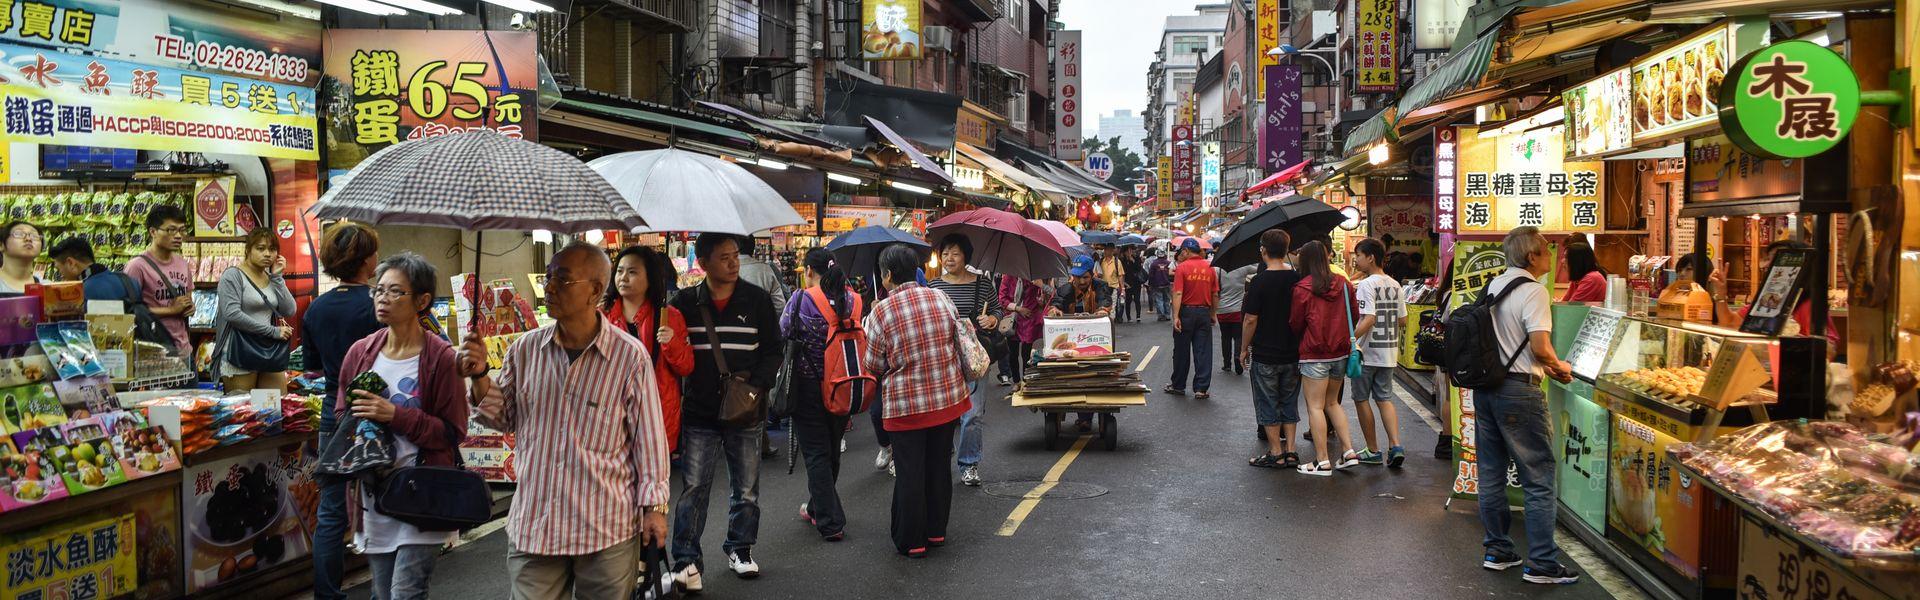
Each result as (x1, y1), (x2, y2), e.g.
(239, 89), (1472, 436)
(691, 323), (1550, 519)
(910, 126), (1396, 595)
(996, 434), (1092, 536)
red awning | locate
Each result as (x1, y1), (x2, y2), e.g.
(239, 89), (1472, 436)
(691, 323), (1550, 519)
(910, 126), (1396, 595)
(1243, 162), (1308, 197)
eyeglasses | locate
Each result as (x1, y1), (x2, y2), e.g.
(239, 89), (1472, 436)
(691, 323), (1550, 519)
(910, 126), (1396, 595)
(543, 274), (597, 291)
(369, 286), (416, 301)
(154, 226), (188, 235)
(9, 232), (40, 242)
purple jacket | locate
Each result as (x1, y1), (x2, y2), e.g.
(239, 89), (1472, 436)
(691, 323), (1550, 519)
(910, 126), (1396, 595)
(998, 276), (1051, 344)
(1148, 257), (1172, 287)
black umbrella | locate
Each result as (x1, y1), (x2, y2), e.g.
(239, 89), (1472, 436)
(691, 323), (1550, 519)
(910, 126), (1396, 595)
(1211, 195), (1345, 270)
(824, 225), (930, 279)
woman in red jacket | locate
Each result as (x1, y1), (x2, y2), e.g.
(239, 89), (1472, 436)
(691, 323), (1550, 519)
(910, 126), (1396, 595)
(1288, 241), (1362, 476)
(605, 246), (695, 455)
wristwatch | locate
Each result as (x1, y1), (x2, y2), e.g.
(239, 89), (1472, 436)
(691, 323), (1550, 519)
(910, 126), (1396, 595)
(646, 504), (671, 516)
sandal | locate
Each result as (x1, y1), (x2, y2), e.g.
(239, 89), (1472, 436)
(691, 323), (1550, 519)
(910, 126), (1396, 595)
(1296, 460), (1334, 477)
(1163, 385), (1186, 396)
(1193, 391), (1211, 400)
(1248, 454), (1283, 469)
(1279, 452), (1301, 468)
(1336, 450), (1362, 470)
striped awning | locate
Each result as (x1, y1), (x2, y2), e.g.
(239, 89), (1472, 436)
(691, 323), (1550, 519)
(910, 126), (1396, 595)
(1342, 30), (1499, 155)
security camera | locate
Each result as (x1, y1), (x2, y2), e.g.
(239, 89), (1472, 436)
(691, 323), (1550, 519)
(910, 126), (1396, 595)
(510, 13), (529, 30)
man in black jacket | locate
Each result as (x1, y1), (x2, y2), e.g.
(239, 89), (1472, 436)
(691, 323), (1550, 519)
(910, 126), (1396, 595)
(669, 234), (784, 589)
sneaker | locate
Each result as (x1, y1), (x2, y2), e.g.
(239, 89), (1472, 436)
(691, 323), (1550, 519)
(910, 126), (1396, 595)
(727, 548), (760, 578)
(997, 374), (1012, 386)
(1435, 438), (1453, 460)
(1522, 563), (1581, 584)
(1357, 449), (1385, 465)
(1296, 460), (1334, 476)
(927, 536), (947, 547)
(799, 503), (815, 526)
(888, 460), (896, 477)
(840, 438), (847, 453)
(875, 447), (892, 470)
(1388, 446), (1406, 468)
(1482, 549), (1523, 571)
(1335, 450), (1361, 469)
(961, 465), (982, 486)
(673, 562), (705, 593)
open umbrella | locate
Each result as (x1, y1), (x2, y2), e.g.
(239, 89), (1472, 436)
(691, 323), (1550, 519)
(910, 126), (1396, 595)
(926, 207), (1069, 279)
(588, 149), (804, 235)
(825, 225), (929, 279)
(1116, 234), (1147, 247)
(1078, 230), (1119, 246)
(1211, 194), (1345, 270)
(317, 129), (644, 232)
(1170, 235), (1213, 251)
(1028, 219), (1085, 250)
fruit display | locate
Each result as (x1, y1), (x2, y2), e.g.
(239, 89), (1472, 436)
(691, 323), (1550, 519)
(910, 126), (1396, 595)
(1670, 421), (1920, 560)
(56, 416), (130, 493)
(1604, 366), (1708, 400)
(0, 432), (69, 510)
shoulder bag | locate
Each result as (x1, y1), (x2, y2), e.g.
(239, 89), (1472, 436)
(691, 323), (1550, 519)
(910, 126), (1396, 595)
(972, 279), (1006, 357)
(374, 424), (490, 532)
(995, 279), (1022, 336)
(953, 312), (992, 381)
(697, 303), (766, 428)
(767, 297), (801, 421)
(224, 268), (291, 372)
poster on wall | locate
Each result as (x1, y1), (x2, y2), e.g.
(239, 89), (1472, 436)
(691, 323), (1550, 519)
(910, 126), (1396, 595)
(192, 176), (235, 237)
(1356, 0), (1399, 92)
(861, 0), (922, 61)
(322, 29), (539, 171)
(0, 0), (323, 87)
(0, 514), (138, 600)
(1445, 241), (1555, 504)
(1455, 123), (1605, 233)
(181, 441), (316, 593)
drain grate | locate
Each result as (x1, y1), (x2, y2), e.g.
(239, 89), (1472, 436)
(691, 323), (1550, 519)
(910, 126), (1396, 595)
(979, 480), (1109, 500)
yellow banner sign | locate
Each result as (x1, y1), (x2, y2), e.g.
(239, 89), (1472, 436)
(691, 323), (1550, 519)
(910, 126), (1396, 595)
(1455, 124), (1605, 233)
(1256, 0), (1280, 101)
(1156, 156), (1173, 199)
(862, 0), (923, 61)
(1356, 0), (1399, 92)
(1, 514), (138, 600)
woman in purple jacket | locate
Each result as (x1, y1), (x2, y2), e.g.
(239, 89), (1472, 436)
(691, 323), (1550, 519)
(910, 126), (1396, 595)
(996, 274), (1051, 386)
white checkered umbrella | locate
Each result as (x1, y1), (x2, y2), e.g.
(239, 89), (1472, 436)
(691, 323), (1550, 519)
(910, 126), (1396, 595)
(316, 129), (645, 233)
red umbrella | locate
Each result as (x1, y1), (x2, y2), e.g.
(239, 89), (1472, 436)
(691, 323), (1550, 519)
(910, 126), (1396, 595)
(1171, 235), (1213, 251)
(926, 207), (1070, 279)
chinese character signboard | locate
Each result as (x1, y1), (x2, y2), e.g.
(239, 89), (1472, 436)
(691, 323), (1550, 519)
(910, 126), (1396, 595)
(1721, 40), (1859, 159)
(1631, 24), (1732, 144)
(0, 0), (322, 87)
(323, 30), (539, 171)
(1261, 65), (1302, 174)
(1357, 0), (1399, 92)
(0, 41), (319, 160)
(182, 441), (315, 593)
(956, 101), (999, 148)
(1687, 133), (1803, 203)
(1054, 30), (1083, 160)
(1171, 124), (1194, 205)
(1564, 68), (1633, 159)
(861, 0), (922, 60)
(1434, 127), (1459, 232)
(1156, 155), (1172, 199)
(1200, 142), (1221, 200)
(1255, 0), (1281, 100)
(1446, 241), (1529, 507)
(1456, 123), (1605, 233)
(1737, 515), (1896, 600)
(1414, 0), (1470, 50)
(0, 514), (137, 600)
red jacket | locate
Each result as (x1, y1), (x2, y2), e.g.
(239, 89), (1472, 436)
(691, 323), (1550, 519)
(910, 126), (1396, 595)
(1289, 276), (1360, 362)
(334, 328), (469, 466)
(604, 299), (694, 452)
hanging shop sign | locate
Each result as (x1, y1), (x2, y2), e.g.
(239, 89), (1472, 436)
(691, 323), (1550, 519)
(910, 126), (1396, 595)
(1255, 0), (1280, 101)
(1414, 0), (1471, 51)
(1172, 124), (1194, 205)
(1156, 155), (1172, 199)
(1356, 0), (1399, 92)
(1631, 24), (1739, 144)
(1200, 142), (1221, 199)
(0, 41), (318, 160)
(1455, 124), (1605, 233)
(1084, 152), (1112, 180)
(861, 0), (922, 61)
(1054, 30), (1083, 161)
(1720, 40), (1860, 159)
(323, 29), (539, 171)
(1262, 64), (1303, 174)
(1686, 133), (1803, 204)
(1434, 127), (1458, 232)
(0, 514), (138, 600)
(1564, 68), (1633, 159)
(956, 101), (1000, 149)
(0, 0), (322, 87)
(1369, 196), (1432, 245)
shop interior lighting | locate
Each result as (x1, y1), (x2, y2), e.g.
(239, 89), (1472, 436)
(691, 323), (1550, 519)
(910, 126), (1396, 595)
(226, 0), (321, 19)
(888, 181), (933, 195)
(754, 158), (789, 170)
(826, 172), (864, 186)
(372, 0), (462, 14)
(531, 230), (554, 245)
(313, 0), (406, 15)
(1367, 144), (1391, 165)
(478, 0), (557, 12)
(1042, 199), (1053, 210)
(582, 230), (606, 245)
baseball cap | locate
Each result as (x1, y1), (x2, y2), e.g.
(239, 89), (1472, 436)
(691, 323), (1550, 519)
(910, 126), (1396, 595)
(1180, 237), (1202, 252)
(1069, 254), (1097, 277)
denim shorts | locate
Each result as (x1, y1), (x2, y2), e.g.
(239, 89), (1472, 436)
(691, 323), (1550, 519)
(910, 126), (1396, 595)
(1298, 359), (1343, 380)
(1251, 362), (1301, 425)
(1352, 364), (1395, 403)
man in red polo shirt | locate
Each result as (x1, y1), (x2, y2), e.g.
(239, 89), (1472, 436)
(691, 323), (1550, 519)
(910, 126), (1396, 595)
(1167, 238), (1220, 399)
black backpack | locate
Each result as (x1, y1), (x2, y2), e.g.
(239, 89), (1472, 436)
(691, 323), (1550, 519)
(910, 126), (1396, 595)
(108, 270), (178, 355)
(1442, 277), (1537, 390)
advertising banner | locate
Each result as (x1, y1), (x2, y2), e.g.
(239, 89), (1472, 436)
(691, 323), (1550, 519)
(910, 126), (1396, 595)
(1549, 380), (1610, 532)
(0, 0), (322, 87)
(1261, 65), (1302, 174)
(1564, 68), (1633, 159)
(322, 29), (539, 171)
(0, 41), (318, 160)
(1444, 241), (1553, 505)
(1200, 141), (1220, 200)
(1456, 123), (1605, 233)
(1631, 24), (1729, 144)
(1171, 124), (1193, 205)
(1255, 0), (1280, 101)
(1156, 156), (1172, 199)
(181, 441), (316, 593)
(1357, 0), (1399, 92)
(0, 514), (137, 600)
(861, 0), (922, 61)
(1054, 30), (1083, 160)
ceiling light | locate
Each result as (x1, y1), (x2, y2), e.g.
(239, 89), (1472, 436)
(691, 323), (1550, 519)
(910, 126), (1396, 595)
(755, 158), (789, 170)
(372, 0), (462, 14)
(478, 0), (556, 12)
(531, 230), (553, 245)
(827, 172), (864, 185)
(224, 0), (321, 19)
(313, 0), (405, 15)
(889, 181), (933, 195)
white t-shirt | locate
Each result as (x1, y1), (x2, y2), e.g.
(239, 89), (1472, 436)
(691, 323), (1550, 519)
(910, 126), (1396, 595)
(1485, 268), (1553, 379)
(1354, 273), (1403, 367)
(355, 352), (456, 553)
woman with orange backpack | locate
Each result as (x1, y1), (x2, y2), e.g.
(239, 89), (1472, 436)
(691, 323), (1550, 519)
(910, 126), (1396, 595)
(780, 248), (869, 541)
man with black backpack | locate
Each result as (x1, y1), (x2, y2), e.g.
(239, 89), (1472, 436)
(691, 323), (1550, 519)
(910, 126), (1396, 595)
(49, 237), (174, 353)
(1451, 226), (1578, 586)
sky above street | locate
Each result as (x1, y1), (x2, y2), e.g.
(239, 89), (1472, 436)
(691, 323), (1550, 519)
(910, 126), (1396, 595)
(1058, 0), (1171, 136)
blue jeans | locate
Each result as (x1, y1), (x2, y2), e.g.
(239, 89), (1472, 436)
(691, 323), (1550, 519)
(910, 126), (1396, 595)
(367, 544), (439, 600)
(673, 422), (764, 567)
(1170, 306), (1213, 392)
(1474, 377), (1563, 569)
(312, 430), (350, 600)
(1149, 287), (1171, 319)
(955, 382), (983, 467)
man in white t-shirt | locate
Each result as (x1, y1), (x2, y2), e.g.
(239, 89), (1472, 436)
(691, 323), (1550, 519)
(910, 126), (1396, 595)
(1348, 238), (1405, 467)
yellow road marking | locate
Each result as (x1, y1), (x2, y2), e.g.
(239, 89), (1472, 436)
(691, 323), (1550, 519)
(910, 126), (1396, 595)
(1134, 345), (1160, 373)
(996, 434), (1092, 536)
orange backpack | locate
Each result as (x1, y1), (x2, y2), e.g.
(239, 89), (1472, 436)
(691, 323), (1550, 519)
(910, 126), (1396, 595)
(807, 288), (876, 416)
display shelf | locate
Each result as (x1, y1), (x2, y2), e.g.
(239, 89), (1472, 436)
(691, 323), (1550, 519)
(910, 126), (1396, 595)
(0, 469), (181, 536)
(184, 431), (307, 467)
(1674, 461), (1920, 574)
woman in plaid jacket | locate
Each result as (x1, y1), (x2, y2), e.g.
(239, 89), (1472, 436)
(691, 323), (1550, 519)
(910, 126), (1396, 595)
(861, 245), (972, 558)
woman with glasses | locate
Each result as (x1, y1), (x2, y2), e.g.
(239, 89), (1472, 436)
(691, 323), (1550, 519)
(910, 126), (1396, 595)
(215, 227), (297, 392)
(0, 221), (42, 294)
(603, 245), (693, 457)
(335, 252), (468, 600)
(302, 222), (383, 600)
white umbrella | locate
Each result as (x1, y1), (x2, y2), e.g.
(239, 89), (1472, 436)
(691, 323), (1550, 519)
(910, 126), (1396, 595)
(588, 149), (804, 235)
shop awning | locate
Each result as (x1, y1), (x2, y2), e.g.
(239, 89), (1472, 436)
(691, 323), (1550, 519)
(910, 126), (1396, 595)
(866, 116), (952, 184)
(553, 98), (757, 145)
(1028, 161), (1109, 196)
(1343, 30), (1498, 155)
(825, 79), (962, 150)
(1246, 161), (1309, 196)
(958, 190), (1014, 209)
(955, 142), (1073, 200)
(696, 101), (846, 148)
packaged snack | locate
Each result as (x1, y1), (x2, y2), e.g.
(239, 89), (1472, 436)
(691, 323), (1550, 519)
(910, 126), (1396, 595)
(113, 424), (179, 478)
(0, 432), (69, 510)
(38, 282), (87, 320)
(0, 295), (44, 348)
(37, 323), (86, 380)
(46, 192), (67, 227)
(58, 321), (108, 378)
(0, 383), (63, 432)
(56, 416), (127, 493)
(52, 375), (118, 417)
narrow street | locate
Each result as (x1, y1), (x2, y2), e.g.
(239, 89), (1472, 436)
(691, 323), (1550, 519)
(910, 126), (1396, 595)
(340, 318), (1640, 599)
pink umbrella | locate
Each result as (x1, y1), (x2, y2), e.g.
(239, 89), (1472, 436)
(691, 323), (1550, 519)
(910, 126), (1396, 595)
(1028, 219), (1085, 250)
(926, 207), (1070, 279)
(1171, 235), (1213, 251)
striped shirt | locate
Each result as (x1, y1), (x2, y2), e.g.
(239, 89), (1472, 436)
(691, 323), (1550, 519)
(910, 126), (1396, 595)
(926, 275), (1004, 321)
(861, 283), (972, 431)
(475, 321), (671, 556)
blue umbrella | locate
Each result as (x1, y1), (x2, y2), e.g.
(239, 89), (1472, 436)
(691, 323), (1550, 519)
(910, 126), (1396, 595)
(1079, 230), (1120, 245)
(825, 225), (930, 278)
(1116, 234), (1147, 247)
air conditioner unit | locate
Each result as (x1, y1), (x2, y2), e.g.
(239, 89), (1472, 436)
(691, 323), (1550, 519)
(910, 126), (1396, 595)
(924, 26), (954, 52)
(1302, 101), (1318, 113)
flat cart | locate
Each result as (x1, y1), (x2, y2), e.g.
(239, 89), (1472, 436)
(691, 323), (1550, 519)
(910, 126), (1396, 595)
(1011, 392), (1142, 450)
(1011, 315), (1145, 451)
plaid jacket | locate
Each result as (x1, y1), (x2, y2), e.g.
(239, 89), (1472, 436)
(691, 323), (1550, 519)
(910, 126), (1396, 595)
(861, 283), (970, 421)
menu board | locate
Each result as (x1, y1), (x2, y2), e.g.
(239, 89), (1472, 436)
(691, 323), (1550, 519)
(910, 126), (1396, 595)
(1741, 248), (1812, 335)
(1564, 68), (1633, 159)
(1455, 123), (1605, 233)
(1566, 308), (1625, 381)
(1687, 134), (1805, 203)
(1632, 25), (1730, 143)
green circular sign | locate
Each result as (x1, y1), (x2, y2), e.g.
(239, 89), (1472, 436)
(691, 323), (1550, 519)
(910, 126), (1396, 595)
(1719, 40), (1861, 159)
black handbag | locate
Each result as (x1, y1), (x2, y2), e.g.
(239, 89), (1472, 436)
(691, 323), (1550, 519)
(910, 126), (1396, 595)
(372, 463), (491, 532)
(971, 280), (1006, 357)
(697, 304), (765, 428)
(224, 268), (291, 372)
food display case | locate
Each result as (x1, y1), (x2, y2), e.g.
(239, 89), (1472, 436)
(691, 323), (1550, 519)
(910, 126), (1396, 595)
(1549, 304), (1615, 536)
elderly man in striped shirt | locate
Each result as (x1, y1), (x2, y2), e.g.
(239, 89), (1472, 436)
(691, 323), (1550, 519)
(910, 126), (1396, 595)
(463, 243), (672, 600)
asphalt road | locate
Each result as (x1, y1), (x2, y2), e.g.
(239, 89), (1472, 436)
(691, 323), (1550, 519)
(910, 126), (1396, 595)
(338, 318), (1643, 599)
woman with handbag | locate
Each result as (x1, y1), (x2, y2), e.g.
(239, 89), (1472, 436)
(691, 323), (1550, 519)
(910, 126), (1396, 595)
(860, 245), (972, 558)
(215, 227), (297, 392)
(1287, 241), (1361, 476)
(780, 249), (861, 541)
(335, 252), (469, 600)
(922, 235), (1000, 488)
(996, 274), (1050, 385)
(604, 246), (694, 457)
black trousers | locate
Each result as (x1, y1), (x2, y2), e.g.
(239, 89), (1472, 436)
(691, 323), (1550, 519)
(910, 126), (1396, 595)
(791, 377), (849, 536)
(1124, 285), (1143, 320)
(890, 419), (958, 553)
(868, 383), (890, 448)
(1000, 339), (1034, 381)
(1219, 320), (1244, 374)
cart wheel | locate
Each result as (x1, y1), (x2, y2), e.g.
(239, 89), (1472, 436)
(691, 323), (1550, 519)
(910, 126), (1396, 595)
(1043, 413), (1061, 451)
(1099, 413), (1118, 450)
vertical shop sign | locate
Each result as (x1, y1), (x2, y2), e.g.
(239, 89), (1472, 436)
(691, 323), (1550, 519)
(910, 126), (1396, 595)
(1434, 127), (1459, 232)
(1054, 30), (1084, 160)
(1171, 124), (1194, 205)
(1156, 156), (1173, 199)
(1357, 0), (1399, 92)
(1262, 65), (1302, 174)
(1200, 142), (1221, 200)
(861, 0), (922, 60)
(323, 30), (540, 171)
(0, 0), (322, 86)
(0, 514), (138, 600)
(1255, 0), (1281, 101)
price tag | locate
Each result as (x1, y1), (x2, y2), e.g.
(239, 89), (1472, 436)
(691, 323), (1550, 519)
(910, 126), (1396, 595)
(1737, 515), (1894, 600)
(1692, 339), (1770, 410)
(1567, 308), (1624, 381)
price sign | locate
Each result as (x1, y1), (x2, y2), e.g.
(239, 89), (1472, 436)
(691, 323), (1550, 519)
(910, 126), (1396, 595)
(1566, 308), (1624, 381)
(1737, 514), (1894, 600)
(1692, 339), (1770, 411)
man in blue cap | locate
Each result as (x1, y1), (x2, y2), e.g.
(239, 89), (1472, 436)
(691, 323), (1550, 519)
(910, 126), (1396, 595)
(1167, 237), (1219, 399)
(1048, 254), (1114, 432)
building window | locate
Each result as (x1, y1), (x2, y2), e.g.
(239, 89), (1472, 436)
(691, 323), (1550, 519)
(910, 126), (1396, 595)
(1171, 36), (1208, 56)
(1004, 0), (1026, 38)
(761, 0), (796, 59)
(1008, 88), (1028, 131)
